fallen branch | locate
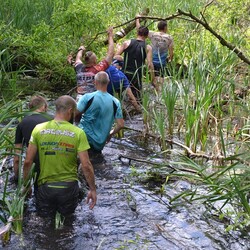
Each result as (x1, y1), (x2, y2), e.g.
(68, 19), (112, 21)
(118, 154), (198, 174)
(202, 0), (215, 14)
(87, 8), (249, 65)
(123, 126), (250, 165)
(87, 11), (182, 47)
(87, 8), (150, 48)
(177, 9), (250, 65)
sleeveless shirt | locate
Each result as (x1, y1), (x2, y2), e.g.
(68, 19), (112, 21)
(123, 39), (146, 80)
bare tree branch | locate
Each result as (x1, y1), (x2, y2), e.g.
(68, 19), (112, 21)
(85, 8), (249, 65)
(118, 154), (198, 174)
(177, 9), (250, 65)
(202, 0), (215, 15)
(86, 8), (150, 48)
(86, 11), (182, 48)
(200, 12), (208, 25)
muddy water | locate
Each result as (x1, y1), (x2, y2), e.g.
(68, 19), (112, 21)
(1, 116), (250, 250)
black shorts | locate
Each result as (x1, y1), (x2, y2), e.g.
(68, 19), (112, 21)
(154, 64), (169, 77)
(36, 181), (79, 217)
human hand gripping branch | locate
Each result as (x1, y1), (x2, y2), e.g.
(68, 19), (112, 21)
(105, 26), (114, 65)
(75, 45), (86, 65)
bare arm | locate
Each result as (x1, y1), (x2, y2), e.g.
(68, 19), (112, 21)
(146, 45), (155, 82)
(135, 14), (141, 30)
(23, 144), (37, 183)
(108, 118), (124, 140)
(126, 88), (140, 111)
(115, 43), (124, 55)
(13, 143), (22, 179)
(105, 27), (114, 65)
(168, 44), (174, 62)
(112, 118), (124, 135)
(75, 46), (86, 65)
(78, 151), (97, 209)
(115, 40), (130, 56)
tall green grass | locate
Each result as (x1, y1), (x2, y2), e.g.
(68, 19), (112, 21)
(169, 154), (250, 231)
(0, 97), (38, 245)
(143, 34), (249, 231)
(161, 80), (179, 138)
(0, 0), (57, 34)
(0, 167), (34, 241)
(152, 108), (166, 151)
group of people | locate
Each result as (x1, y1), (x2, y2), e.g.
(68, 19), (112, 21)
(13, 16), (174, 218)
(69, 16), (173, 102)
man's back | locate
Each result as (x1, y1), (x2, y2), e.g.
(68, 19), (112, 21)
(75, 63), (96, 94)
(75, 60), (110, 95)
(30, 119), (89, 185)
(77, 90), (123, 151)
(148, 31), (173, 66)
(123, 39), (147, 76)
(24, 95), (96, 216)
(15, 113), (50, 147)
(106, 65), (130, 95)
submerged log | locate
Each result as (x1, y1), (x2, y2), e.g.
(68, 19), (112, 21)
(118, 154), (198, 174)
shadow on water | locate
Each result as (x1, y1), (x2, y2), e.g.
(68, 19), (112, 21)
(1, 115), (250, 250)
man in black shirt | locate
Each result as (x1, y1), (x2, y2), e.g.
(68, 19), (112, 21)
(13, 95), (51, 191)
(116, 26), (154, 101)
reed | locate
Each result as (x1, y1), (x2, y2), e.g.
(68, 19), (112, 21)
(0, 162), (34, 243)
(0, 47), (25, 100)
(0, 97), (34, 241)
(177, 45), (236, 152)
(152, 109), (166, 151)
(0, 100), (25, 155)
(55, 212), (65, 229)
(169, 154), (250, 231)
(161, 79), (179, 137)
(0, 0), (56, 34)
(141, 85), (151, 132)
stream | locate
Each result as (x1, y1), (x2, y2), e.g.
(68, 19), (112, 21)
(1, 114), (250, 250)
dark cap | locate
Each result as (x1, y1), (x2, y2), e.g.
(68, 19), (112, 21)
(112, 59), (124, 67)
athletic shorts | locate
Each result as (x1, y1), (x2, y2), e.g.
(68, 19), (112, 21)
(36, 181), (79, 217)
(154, 64), (169, 77)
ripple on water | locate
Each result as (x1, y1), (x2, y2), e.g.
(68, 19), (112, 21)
(1, 126), (250, 249)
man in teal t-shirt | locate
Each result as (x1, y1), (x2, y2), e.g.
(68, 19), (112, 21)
(75, 71), (124, 152)
(23, 95), (97, 217)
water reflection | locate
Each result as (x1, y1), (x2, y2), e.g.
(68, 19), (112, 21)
(1, 121), (250, 250)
